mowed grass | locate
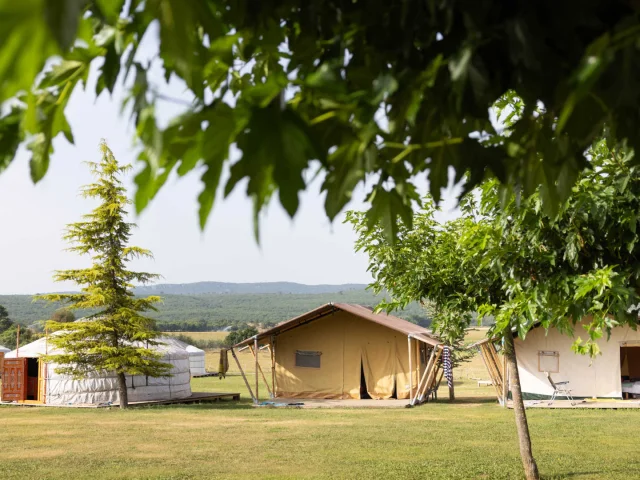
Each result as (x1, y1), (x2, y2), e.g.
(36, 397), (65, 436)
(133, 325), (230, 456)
(2, 400), (639, 479)
(2, 328), (639, 479)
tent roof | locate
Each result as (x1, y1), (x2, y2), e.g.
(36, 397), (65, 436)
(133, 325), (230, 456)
(234, 303), (442, 348)
(0, 345), (10, 353)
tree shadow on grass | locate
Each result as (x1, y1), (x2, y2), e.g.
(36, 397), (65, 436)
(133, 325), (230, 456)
(430, 396), (498, 405)
(542, 471), (625, 479)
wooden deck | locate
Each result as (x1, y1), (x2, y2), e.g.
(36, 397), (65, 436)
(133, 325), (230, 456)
(513, 399), (640, 409)
(128, 392), (240, 407)
(191, 372), (220, 378)
(0, 392), (240, 408)
(254, 398), (411, 409)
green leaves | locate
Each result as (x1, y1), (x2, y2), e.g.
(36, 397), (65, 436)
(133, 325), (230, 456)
(27, 133), (52, 183)
(0, 108), (24, 174)
(367, 186), (416, 244)
(351, 136), (640, 359)
(2, 0), (640, 245)
(43, 0), (86, 51)
(197, 103), (237, 229)
(95, 0), (124, 23)
(228, 105), (319, 238)
(0, 0), (59, 103)
(322, 141), (370, 221)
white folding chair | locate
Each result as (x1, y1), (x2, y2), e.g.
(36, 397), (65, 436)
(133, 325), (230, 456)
(545, 372), (575, 406)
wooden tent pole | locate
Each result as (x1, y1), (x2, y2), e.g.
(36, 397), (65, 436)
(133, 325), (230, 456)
(254, 336), (259, 402)
(488, 343), (505, 399)
(407, 336), (413, 404)
(269, 337), (276, 397)
(435, 368), (445, 402)
(249, 344), (273, 397)
(413, 345), (437, 405)
(231, 347), (256, 403)
(417, 346), (443, 403)
(16, 324), (20, 357)
(478, 343), (503, 402)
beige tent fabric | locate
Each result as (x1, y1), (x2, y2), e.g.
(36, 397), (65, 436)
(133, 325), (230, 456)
(515, 318), (640, 399)
(354, 316), (396, 399)
(273, 309), (421, 399)
(274, 311), (346, 399)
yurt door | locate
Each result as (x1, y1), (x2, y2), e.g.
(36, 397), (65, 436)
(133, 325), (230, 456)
(38, 360), (47, 403)
(1, 357), (27, 401)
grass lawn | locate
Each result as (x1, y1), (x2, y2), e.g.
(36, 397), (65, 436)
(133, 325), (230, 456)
(2, 332), (639, 479)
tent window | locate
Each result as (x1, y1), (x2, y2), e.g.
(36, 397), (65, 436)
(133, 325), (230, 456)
(538, 351), (559, 373)
(295, 350), (321, 368)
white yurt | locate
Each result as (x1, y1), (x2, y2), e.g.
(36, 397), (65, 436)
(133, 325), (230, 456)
(169, 338), (207, 376)
(185, 344), (207, 376)
(0, 345), (10, 354)
(4, 335), (192, 405)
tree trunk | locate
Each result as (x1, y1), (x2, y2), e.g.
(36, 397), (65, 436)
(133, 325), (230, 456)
(117, 372), (129, 409)
(503, 334), (539, 480)
(448, 383), (455, 402)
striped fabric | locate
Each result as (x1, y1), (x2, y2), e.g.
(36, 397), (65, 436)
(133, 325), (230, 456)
(443, 346), (453, 388)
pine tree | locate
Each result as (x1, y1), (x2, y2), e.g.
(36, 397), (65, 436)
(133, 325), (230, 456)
(36, 140), (171, 409)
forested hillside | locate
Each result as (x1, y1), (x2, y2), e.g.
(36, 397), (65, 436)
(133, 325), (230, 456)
(0, 290), (430, 331)
(134, 281), (367, 295)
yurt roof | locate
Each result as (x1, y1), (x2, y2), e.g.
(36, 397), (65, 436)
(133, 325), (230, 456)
(169, 337), (205, 355)
(0, 344), (10, 353)
(5, 335), (189, 359)
(185, 344), (205, 355)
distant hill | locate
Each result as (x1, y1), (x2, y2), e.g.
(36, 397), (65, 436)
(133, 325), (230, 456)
(134, 281), (368, 295)
(0, 284), (435, 330)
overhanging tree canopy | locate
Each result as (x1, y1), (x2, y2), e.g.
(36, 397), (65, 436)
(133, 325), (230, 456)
(1, 1), (640, 235)
(348, 138), (640, 479)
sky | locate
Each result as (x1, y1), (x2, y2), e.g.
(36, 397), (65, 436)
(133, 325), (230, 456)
(0, 33), (462, 295)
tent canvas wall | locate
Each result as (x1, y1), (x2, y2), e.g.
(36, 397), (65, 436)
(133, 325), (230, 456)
(233, 303), (443, 404)
(477, 319), (640, 401)
(185, 345), (206, 376)
(170, 338), (207, 376)
(2, 336), (191, 405)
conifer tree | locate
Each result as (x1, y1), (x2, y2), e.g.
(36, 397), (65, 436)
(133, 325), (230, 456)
(37, 141), (171, 409)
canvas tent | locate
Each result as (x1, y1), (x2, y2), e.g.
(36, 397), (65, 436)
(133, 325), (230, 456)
(0, 345), (9, 353)
(170, 338), (207, 376)
(233, 303), (444, 405)
(476, 318), (640, 402)
(1, 335), (191, 405)
(185, 345), (206, 376)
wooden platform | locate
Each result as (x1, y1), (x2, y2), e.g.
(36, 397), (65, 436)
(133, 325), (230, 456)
(254, 398), (410, 409)
(128, 392), (240, 407)
(512, 399), (640, 409)
(0, 392), (240, 408)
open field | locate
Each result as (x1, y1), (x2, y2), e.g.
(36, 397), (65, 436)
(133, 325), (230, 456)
(163, 331), (229, 342)
(464, 326), (491, 343)
(3, 328), (639, 479)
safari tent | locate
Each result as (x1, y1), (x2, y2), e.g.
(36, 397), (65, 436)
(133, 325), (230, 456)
(476, 318), (640, 402)
(1, 335), (191, 406)
(232, 303), (444, 405)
